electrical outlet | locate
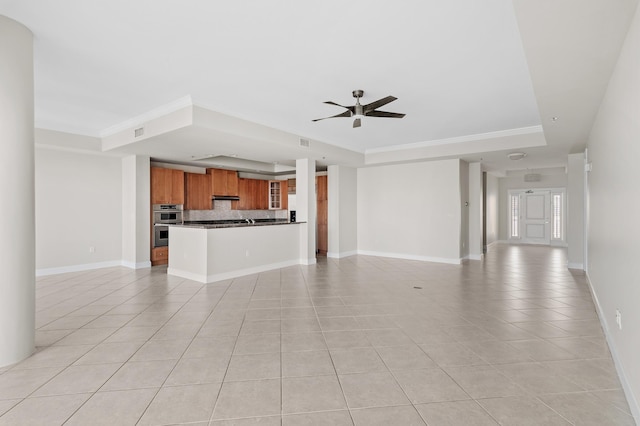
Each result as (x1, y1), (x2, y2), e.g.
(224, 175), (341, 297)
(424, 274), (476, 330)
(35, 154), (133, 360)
(615, 309), (622, 330)
(89, 246), (95, 253)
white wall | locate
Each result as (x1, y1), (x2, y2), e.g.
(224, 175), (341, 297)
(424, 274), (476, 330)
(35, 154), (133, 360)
(566, 153), (585, 269)
(357, 159), (462, 263)
(485, 173), (499, 247)
(35, 146), (123, 273)
(498, 173), (568, 240)
(586, 4), (640, 419)
(327, 165), (357, 258)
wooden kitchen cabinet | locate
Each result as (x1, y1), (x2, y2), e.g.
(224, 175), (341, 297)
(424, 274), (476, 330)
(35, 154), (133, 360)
(236, 177), (272, 210)
(207, 168), (239, 196)
(258, 180), (269, 210)
(170, 170), (185, 204)
(184, 172), (212, 210)
(151, 246), (168, 266)
(237, 178), (250, 210)
(151, 167), (184, 205)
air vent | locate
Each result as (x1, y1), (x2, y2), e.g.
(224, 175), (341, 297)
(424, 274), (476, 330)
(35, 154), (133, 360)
(134, 127), (145, 138)
(299, 138), (310, 148)
(524, 173), (541, 182)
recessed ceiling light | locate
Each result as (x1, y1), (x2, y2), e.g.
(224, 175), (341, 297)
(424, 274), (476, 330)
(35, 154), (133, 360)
(551, 116), (559, 122)
(507, 152), (527, 161)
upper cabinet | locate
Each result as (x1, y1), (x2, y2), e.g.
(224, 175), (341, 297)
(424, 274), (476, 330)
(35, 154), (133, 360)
(268, 180), (288, 210)
(184, 172), (212, 210)
(151, 167), (184, 205)
(207, 168), (239, 196)
(236, 178), (286, 210)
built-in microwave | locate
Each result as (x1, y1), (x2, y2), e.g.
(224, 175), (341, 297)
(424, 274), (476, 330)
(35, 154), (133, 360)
(152, 204), (183, 224)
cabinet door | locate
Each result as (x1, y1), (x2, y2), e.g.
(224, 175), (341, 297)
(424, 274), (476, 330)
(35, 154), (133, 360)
(151, 167), (170, 204)
(281, 184), (288, 210)
(210, 168), (227, 196)
(170, 169), (185, 204)
(259, 180), (269, 210)
(185, 173), (212, 210)
(249, 179), (260, 210)
(226, 170), (239, 196)
(237, 178), (248, 210)
(268, 181), (281, 210)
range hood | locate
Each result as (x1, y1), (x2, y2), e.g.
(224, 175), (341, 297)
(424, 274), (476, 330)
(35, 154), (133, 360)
(212, 195), (240, 201)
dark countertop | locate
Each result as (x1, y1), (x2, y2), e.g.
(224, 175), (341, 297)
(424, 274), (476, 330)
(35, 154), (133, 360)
(171, 219), (303, 229)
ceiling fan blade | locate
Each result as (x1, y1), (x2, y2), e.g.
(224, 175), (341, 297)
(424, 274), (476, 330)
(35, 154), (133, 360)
(312, 110), (352, 122)
(365, 110), (406, 119)
(353, 118), (362, 128)
(363, 95), (397, 112)
(324, 101), (354, 111)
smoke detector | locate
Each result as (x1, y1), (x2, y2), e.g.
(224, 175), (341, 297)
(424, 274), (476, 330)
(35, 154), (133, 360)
(507, 152), (527, 161)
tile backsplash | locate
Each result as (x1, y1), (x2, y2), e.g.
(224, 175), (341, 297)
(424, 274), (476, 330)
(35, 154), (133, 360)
(184, 200), (288, 221)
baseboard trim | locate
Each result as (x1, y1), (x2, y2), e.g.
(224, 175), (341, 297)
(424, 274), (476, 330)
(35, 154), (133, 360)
(36, 260), (124, 277)
(586, 272), (640, 423)
(357, 250), (461, 265)
(327, 250), (357, 259)
(169, 259), (302, 284)
(567, 262), (584, 270)
(465, 253), (484, 261)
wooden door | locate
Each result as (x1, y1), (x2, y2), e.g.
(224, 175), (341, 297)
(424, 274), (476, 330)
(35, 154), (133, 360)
(316, 175), (328, 255)
(184, 173), (212, 210)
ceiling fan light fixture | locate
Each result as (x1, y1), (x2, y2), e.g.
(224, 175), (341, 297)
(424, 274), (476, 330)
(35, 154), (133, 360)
(507, 152), (527, 161)
(312, 89), (405, 128)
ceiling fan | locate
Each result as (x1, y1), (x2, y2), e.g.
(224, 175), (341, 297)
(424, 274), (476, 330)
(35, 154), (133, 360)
(312, 90), (405, 128)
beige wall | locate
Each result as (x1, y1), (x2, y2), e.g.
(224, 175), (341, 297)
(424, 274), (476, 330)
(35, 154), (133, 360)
(35, 146), (123, 273)
(357, 159), (462, 263)
(586, 3), (640, 418)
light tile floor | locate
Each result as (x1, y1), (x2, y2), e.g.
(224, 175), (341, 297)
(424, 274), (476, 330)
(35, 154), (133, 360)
(0, 244), (635, 425)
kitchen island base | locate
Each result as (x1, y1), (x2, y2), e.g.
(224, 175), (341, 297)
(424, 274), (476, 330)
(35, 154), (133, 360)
(167, 223), (305, 283)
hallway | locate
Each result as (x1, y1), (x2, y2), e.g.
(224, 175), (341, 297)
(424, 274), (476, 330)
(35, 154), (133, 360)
(0, 245), (634, 425)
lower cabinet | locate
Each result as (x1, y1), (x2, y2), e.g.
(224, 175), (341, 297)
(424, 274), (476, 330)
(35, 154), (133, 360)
(151, 247), (168, 266)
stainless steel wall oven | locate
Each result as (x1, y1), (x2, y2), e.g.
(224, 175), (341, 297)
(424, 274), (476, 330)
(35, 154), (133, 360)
(152, 204), (183, 247)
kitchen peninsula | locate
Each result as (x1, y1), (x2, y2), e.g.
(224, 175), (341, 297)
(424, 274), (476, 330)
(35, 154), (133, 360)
(167, 220), (305, 283)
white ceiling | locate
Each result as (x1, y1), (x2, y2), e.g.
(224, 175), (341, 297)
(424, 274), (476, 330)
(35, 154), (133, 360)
(2, 0), (638, 173)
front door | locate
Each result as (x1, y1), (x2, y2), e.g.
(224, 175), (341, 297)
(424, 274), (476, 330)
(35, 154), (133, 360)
(521, 190), (550, 244)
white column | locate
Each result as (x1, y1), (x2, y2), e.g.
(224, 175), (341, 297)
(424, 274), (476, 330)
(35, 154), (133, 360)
(122, 155), (151, 269)
(468, 162), (484, 260)
(0, 16), (35, 366)
(296, 158), (316, 264)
